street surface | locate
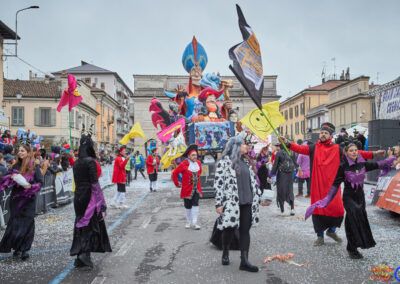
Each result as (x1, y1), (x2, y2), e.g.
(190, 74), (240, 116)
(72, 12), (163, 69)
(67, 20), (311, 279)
(1, 172), (399, 284)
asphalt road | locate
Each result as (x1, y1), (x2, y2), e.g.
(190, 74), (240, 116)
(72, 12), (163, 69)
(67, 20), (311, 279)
(1, 172), (400, 284)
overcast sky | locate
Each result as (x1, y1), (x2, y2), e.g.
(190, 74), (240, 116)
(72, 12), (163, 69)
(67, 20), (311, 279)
(2, 0), (399, 100)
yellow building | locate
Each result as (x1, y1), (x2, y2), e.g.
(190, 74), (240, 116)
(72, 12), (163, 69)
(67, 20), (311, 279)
(279, 80), (347, 141)
(3, 76), (99, 149)
(91, 87), (118, 152)
(327, 76), (375, 130)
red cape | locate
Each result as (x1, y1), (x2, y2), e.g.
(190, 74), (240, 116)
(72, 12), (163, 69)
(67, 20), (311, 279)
(311, 142), (343, 217)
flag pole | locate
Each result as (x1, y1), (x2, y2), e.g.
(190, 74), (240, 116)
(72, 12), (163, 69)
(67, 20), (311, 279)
(69, 111), (73, 150)
(229, 65), (291, 155)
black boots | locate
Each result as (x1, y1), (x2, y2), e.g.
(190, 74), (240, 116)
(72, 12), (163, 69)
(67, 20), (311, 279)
(221, 249), (229, 265)
(239, 250), (259, 272)
(347, 249), (363, 259)
(76, 252), (94, 269)
(20, 251), (29, 261)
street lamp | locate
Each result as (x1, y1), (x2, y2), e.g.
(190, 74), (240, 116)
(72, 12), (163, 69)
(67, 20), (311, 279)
(15, 5), (39, 56)
(16, 91), (22, 103)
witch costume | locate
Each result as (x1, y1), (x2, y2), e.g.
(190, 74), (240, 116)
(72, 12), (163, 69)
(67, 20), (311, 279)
(172, 144), (202, 229)
(287, 122), (375, 245)
(270, 146), (295, 215)
(0, 141), (43, 260)
(306, 154), (395, 259)
(70, 126), (111, 268)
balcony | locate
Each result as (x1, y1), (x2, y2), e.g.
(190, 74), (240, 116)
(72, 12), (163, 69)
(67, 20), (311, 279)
(116, 114), (122, 121)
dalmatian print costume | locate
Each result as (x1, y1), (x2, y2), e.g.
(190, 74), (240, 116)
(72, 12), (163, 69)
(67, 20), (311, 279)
(214, 156), (261, 230)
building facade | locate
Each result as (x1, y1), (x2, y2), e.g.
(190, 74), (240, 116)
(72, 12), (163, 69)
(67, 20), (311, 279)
(53, 61), (134, 150)
(305, 104), (329, 141)
(327, 76), (375, 130)
(132, 74), (279, 152)
(279, 80), (347, 141)
(0, 21), (20, 131)
(3, 76), (99, 149)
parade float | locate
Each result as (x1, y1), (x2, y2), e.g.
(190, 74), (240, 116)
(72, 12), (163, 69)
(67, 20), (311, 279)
(149, 37), (238, 197)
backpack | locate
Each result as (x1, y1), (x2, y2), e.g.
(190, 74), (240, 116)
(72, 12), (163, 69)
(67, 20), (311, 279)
(278, 151), (294, 173)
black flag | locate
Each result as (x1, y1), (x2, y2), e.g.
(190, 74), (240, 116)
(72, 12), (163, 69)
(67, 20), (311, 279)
(229, 4), (264, 109)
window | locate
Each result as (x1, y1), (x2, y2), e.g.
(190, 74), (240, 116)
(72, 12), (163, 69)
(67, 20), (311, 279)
(340, 106), (345, 125)
(300, 103), (305, 115)
(295, 105), (299, 117)
(301, 121), (305, 134)
(351, 103), (357, 123)
(285, 125), (288, 135)
(295, 122), (299, 135)
(331, 109), (336, 126)
(101, 82), (105, 90)
(12, 107), (24, 126)
(289, 108), (293, 119)
(40, 108), (51, 126)
(85, 78), (91, 84)
(290, 124), (293, 139)
(75, 111), (80, 129)
(284, 110), (288, 120)
(34, 108), (56, 127)
(317, 116), (321, 127)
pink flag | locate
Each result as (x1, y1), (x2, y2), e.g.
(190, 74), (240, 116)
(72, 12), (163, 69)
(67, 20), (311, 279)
(157, 117), (186, 143)
(57, 74), (83, 112)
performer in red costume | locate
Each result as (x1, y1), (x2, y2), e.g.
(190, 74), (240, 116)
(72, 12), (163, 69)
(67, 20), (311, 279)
(146, 148), (160, 192)
(172, 144), (202, 230)
(279, 122), (385, 246)
(111, 146), (129, 208)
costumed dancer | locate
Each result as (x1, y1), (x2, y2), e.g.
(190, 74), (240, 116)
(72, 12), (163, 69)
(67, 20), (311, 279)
(71, 125), (111, 268)
(214, 136), (271, 272)
(111, 146), (129, 208)
(172, 144), (202, 230)
(0, 138), (43, 260)
(296, 141), (311, 198)
(146, 148), (160, 192)
(269, 142), (295, 216)
(280, 122), (385, 246)
(305, 143), (395, 259)
(255, 146), (271, 195)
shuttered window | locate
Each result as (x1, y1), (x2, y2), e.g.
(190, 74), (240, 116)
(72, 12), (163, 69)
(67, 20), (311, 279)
(34, 108), (56, 127)
(12, 107), (24, 126)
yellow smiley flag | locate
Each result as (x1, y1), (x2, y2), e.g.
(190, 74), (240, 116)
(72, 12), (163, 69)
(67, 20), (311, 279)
(240, 101), (285, 141)
(119, 122), (145, 145)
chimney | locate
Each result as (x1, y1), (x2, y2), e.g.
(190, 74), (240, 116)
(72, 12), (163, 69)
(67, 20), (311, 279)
(322, 77), (325, 83)
(340, 70), (345, 80)
(29, 70), (32, 80)
(44, 75), (50, 84)
(345, 67), (350, 80)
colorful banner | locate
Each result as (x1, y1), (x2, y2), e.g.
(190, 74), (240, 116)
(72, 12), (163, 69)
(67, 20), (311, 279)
(240, 101), (285, 141)
(229, 4), (264, 109)
(189, 121), (234, 151)
(157, 117), (186, 143)
(376, 170), (400, 214)
(375, 85), (400, 120)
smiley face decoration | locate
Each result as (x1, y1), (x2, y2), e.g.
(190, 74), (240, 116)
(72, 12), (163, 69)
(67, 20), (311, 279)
(240, 101), (285, 141)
